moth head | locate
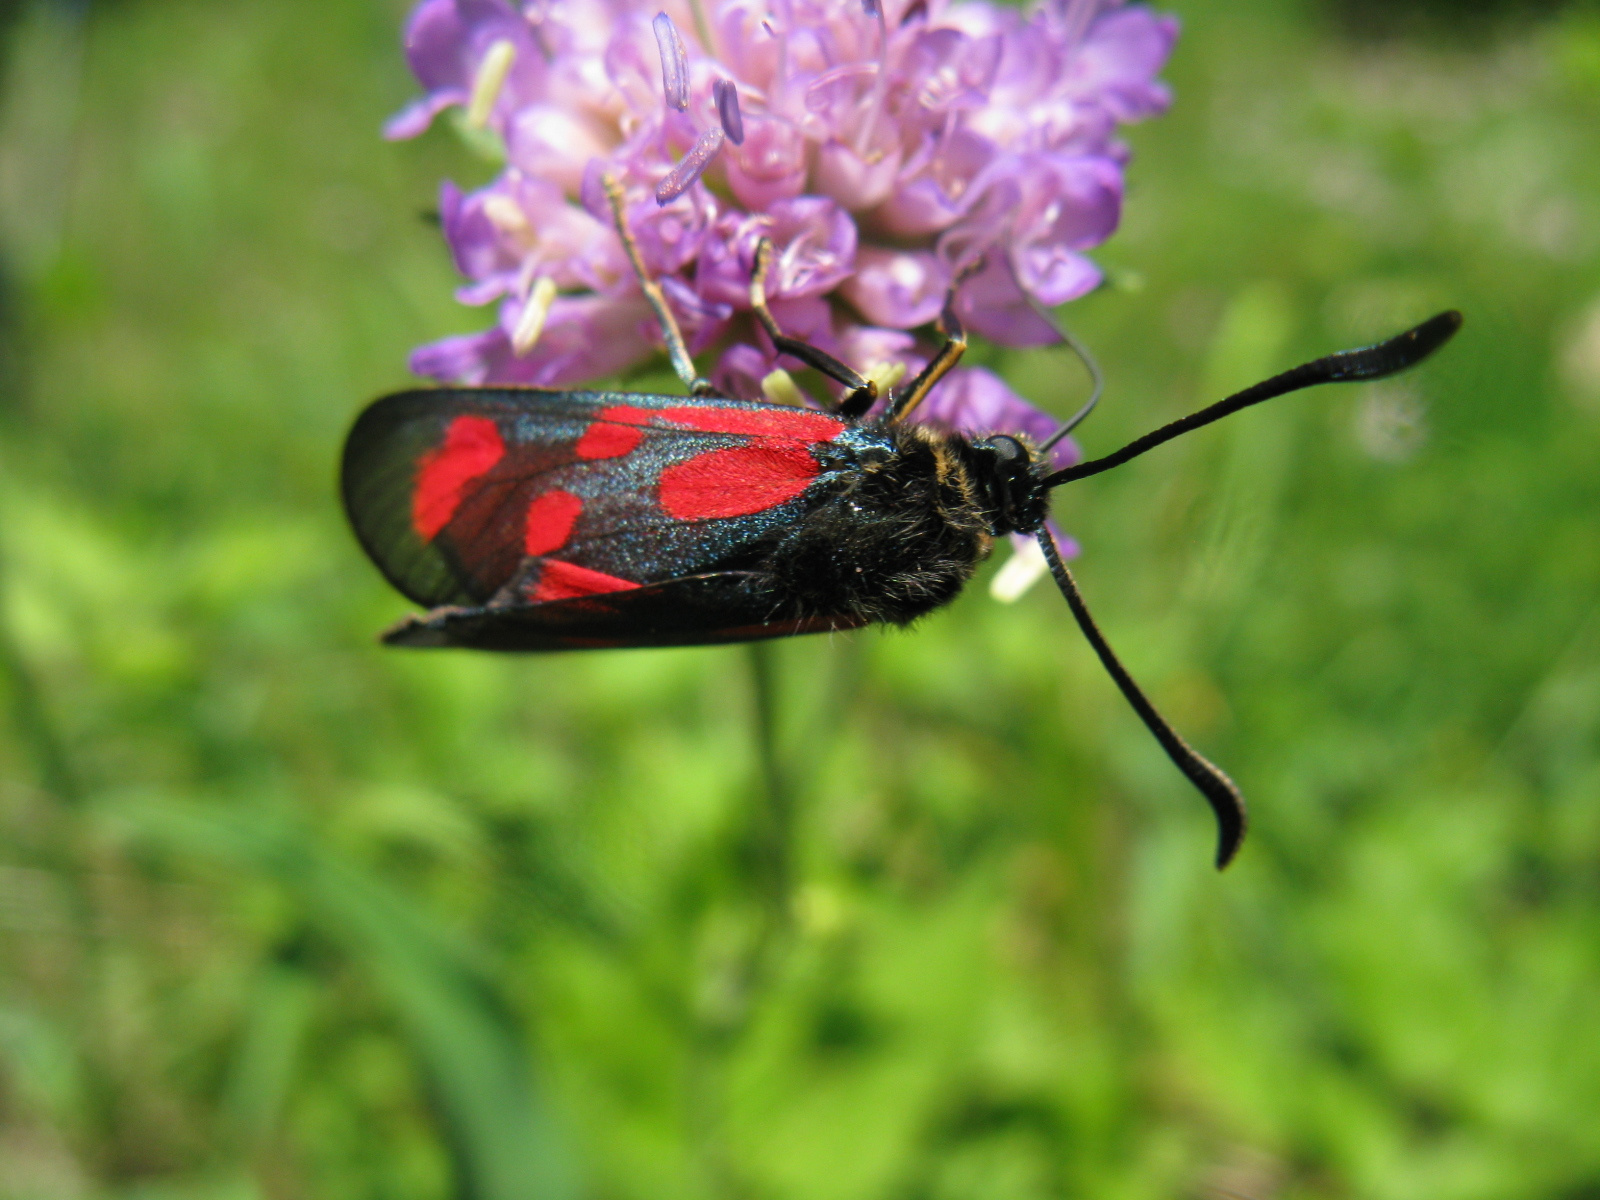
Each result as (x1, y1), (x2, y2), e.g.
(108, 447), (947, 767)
(971, 433), (1050, 537)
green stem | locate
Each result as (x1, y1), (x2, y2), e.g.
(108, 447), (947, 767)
(746, 641), (791, 924)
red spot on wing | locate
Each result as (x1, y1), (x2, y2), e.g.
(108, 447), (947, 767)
(529, 560), (641, 602)
(576, 420), (644, 460)
(523, 489), (583, 556)
(659, 444), (821, 520)
(592, 403), (844, 444)
(656, 406), (844, 440)
(413, 416), (505, 540)
(578, 402), (842, 523)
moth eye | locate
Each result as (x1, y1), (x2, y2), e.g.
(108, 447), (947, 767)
(987, 435), (1026, 463)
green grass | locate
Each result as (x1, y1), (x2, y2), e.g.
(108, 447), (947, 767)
(0, 1), (1597, 1197)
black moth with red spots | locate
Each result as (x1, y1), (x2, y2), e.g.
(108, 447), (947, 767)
(342, 387), (1042, 652)
(342, 312), (1462, 868)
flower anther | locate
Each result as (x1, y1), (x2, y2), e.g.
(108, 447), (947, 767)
(465, 38), (516, 129)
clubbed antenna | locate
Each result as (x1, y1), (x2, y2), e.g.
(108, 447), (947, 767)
(1045, 311), (1463, 488)
(1033, 309), (1463, 867)
(1036, 530), (1248, 869)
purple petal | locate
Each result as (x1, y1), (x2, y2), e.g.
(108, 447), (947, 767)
(1011, 246), (1103, 308)
(392, 0), (545, 133)
(696, 198), (857, 307)
(1017, 154), (1124, 248)
(760, 198), (858, 298)
(505, 105), (613, 194)
(804, 62), (879, 131)
(588, 165), (718, 276)
(383, 87), (467, 140)
(399, 0), (471, 93)
(653, 12), (690, 111)
(984, 9), (1059, 113)
(917, 365), (1050, 442)
(713, 342), (778, 401)
(438, 175), (630, 303)
(942, 150), (1121, 260)
(658, 275), (733, 350)
(455, 277), (512, 306)
(915, 366), (1081, 471)
(724, 117), (808, 210)
(763, 295), (834, 347)
(517, 295), (659, 384)
(900, 28), (1003, 117)
(1072, 8), (1180, 122)
(841, 248), (949, 328)
(438, 178), (498, 280)
(631, 186), (717, 274)
(876, 128), (998, 237)
(412, 295), (665, 388)
(815, 138), (902, 211)
(410, 327), (507, 385)
(951, 255), (1067, 348)
(835, 323), (920, 388)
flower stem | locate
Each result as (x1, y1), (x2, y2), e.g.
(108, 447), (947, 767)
(746, 641), (792, 924)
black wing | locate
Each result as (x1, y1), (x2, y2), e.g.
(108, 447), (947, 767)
(381, 571), (870, 652)
(341, 386), (848, 611)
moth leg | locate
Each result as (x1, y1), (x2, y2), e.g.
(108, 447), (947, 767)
(750, 237), (878, 418)
(888, 263), (980, 422)
(602, 172), (721, 398)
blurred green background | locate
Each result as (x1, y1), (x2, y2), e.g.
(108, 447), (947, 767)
(0, 0), (1597, 1197)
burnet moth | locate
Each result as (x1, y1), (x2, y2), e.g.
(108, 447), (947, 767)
(343, 173), (1462, 868)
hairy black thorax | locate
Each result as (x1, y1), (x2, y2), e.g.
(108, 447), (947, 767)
(743, 421), (1052, 626)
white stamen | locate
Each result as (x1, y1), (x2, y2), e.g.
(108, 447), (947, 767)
(653, 12), (690, 111)
(466, 39), (517, 129)
(866, 360), (907, 393)
(656, 126), (724, 203)
(761, 368), (808, 407)
(482, 193), (530, 236)
(989, 537), (1050, 602)
(511, 276), (558, 355)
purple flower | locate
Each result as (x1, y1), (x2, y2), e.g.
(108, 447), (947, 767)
(387, 0), (1175, 484)
(916, 366), (1079, 472)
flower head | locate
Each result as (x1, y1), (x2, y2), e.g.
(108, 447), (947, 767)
(389, 0), (1176, 470)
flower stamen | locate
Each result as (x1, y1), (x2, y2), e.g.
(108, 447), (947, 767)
(656, 126), (724, 203)
(867, 360), (907, 393)
(482, 194), (531, 236)
(466, 38), (517, 129)
(653, 12), (690, 111)
(761, 368), (809, 407)
(511, 275), (558, 354)
(713, 79), (744, 145)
